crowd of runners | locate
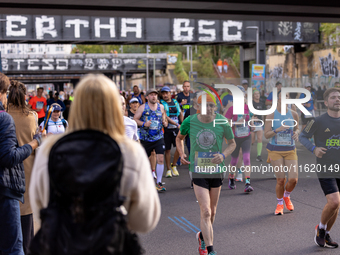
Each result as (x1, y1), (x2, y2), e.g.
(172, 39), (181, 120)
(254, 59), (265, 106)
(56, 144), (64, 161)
(1, 71), (340, 255)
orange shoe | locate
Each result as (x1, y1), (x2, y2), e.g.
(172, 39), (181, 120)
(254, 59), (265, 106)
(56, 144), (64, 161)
(275, 204), (284, 215)
(283, 197), (294, 211)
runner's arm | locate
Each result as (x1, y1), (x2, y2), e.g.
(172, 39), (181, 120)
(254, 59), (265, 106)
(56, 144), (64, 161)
(222, 139), (236, 158)
(133, 104), (145, 127)
(160, 104), (168, 128)
(299, 119), (317, 153)
(264, 112), (277, 139)
(176, 131), (190, 164)
(141, 94), (146, 104)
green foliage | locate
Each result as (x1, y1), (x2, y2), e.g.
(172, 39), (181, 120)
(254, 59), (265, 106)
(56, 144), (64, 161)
(174, 52), (188, 84)
(320, 23), (340, 45)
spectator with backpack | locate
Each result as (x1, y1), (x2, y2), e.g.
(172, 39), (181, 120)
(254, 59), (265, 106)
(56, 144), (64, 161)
(29, 74), (160, 255)
(39, 103), (68, 135)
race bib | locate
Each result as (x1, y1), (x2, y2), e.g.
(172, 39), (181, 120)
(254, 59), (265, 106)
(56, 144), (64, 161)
(305, 110), (315, 118)
(235, 125), (250, 137)
(150, 120), (159, 130)
(168, 116), (178, 129)
(275, 129), (293, 145)
(194, 152), (219, 173)
(36, 101), (44, 110)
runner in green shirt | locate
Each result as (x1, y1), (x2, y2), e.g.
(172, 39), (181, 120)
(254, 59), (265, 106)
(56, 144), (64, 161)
(176, 93), (236, 255)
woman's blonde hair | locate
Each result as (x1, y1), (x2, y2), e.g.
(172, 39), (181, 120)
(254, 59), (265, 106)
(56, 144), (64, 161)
(68, 74), (125, 142)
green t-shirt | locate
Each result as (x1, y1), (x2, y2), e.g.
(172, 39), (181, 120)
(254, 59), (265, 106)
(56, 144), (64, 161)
(180, 113), (234, 174)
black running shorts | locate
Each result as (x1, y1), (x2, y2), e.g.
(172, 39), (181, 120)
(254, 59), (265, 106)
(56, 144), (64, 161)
(141, 138), (165, 157)
(318, 178), (340, 196)
(192, 173), (224, 190)
(164, 129), (178, 150)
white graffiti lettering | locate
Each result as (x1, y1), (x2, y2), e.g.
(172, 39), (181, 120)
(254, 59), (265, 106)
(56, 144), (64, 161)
(319, 53), (339, 78)
(70, 59), (84, 66)
(1, 59), (8, 71)
(278, 22), (293, 36)
(35, 16), (58, 39)
(27, 59), (40, 70)
(121, 18), (142, 38)
(112, 58), (122, 69)
(42, 59), (54, 70)
(294, 22), (302, 41)
(198, 20), (216, 42)
(123, 59), (137, 65)
(97, 58), (110, 69)
(94, 18), (115, 38)
(84, 58), (95, 69)
(13, 59), (25, 70)
(65, 19), (89, 38)
(223, 20), (242, 41)
(56, 59), (68, 70)
(6, 15), (28, 37)
(173, 18), (194, 41)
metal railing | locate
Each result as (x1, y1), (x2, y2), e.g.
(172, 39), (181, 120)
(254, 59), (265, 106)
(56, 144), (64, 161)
(1, 53), (168, 59)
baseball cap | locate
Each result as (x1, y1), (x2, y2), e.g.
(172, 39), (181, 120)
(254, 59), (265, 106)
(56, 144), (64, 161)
(52, 104), (62, 112)
(242, 79), (248, 85)
(237, 85), (246, 95)
(305, 82), (311, 88)
(146, 89), (158, 96)
(129, 98), (139, 104)
(161, 86), (171, 92)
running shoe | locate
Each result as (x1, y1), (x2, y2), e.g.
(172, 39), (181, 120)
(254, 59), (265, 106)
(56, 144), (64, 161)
(208, 252), (217, 255)
(283, 197), (294, 211)
(156, 182), (166, 192)
(228, 178), (236, 189)
(196, 232), (208, 255)
(152, 171), (157, 179)
(171, 164), (179, 177)
(166, 170), (172, 178)
(235, 172), (243, 182)
(325, 234), (339, 248)
(256, 156), (263, 162)
(274, 204), (284, 215)
(244, 183), (254, 193)
(315, 225), (326, 247)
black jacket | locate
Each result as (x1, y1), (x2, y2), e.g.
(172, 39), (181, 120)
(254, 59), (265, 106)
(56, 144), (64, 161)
(0, 102), (32, 202)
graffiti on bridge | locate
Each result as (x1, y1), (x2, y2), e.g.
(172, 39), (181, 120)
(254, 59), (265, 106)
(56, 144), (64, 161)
(319, 53), (339, 78)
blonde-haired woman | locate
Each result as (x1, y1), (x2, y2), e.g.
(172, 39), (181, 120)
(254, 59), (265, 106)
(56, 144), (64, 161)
(29, 74), (160, 254)
(7, 80), (39, 254)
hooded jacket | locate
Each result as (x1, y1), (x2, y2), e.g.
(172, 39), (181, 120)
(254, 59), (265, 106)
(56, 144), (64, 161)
(0, 102), (32, 202)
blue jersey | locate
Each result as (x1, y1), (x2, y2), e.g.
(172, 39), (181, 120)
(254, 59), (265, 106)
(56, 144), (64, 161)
(131, 94), (143, 104)
(140, 103), (163, 142)
(269, 109), (295, 147)
(299, 91), (315, 111)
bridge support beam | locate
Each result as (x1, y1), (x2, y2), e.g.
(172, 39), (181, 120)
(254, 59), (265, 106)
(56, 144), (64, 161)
(123, 71), (127, 91)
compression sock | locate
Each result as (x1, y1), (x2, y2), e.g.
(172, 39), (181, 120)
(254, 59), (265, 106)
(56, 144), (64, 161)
(200, 232), (204, 240)
(156, 164), (164, 184)
(319, 222), (327, 230)
(283, 190), (291, 197)
(257, 142), (262, 156)
(207, 246), (214, 253)
(277, 198), (283, 205)
(245, 176), (250, 184)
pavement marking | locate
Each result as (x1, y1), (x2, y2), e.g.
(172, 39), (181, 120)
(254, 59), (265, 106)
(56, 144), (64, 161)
(168, 217), (191, 233)
(174, 217), (197, 233)
(181, 217), (201, 232)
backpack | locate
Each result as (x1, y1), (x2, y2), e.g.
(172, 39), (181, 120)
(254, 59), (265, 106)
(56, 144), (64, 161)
(45, 118), (67, 133)
(28, 130), (144, 255)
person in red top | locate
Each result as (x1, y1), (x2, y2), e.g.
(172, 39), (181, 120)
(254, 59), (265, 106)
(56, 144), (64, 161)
(217, 59), (222, 73)
(223, 59), (229, 73)
(28, 87), (47, 125)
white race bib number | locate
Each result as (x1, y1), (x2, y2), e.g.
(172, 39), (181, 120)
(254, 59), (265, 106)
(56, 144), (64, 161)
(194, 152), (219, 173)
(168, 116), (178, 129)
(275, 129), (293, 145)
(235, 125), (250, 137)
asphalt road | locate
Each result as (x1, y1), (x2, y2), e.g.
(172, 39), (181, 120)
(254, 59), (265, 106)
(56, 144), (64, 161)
(139, 140), (340, 255)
